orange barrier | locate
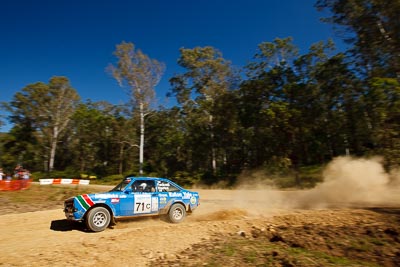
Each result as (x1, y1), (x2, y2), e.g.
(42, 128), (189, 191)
(0, 179), (32, 191)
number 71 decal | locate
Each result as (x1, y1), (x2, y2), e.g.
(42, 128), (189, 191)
(134, 194), (159, 214)
(136, 202), (151, 212)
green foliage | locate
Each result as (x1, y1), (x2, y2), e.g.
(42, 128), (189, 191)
(170, 171), (201, 187)
(30, 172), (45, 181)
(194, 235), (380, 267)
(316, 0), (400, 77)
(1, 2), (400, 187)
(0, 126), (40, 171)
(5, 77), (80, 172)
(236, 163), (323, 189)
(91, 174), (124, 185)
(32, 169), (81, 179)
(0, 184), (102, 206)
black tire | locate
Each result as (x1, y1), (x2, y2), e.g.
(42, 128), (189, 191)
(85, 206), (111, 232)
(168, 203), (186, 223)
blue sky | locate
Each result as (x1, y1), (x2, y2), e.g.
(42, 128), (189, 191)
(1, 0), (344, 131)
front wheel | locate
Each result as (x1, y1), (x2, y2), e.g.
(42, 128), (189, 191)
(168, 203), (186, 223)
(85, 206), (111, 232)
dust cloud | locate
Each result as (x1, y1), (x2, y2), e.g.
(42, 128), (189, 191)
(229, 156), (400, 214)
(295, 156), (400, 208)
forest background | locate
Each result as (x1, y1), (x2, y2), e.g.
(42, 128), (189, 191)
(1, 0), (399, 188)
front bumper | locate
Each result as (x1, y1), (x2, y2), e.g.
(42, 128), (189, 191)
(64, 198), (78, 220)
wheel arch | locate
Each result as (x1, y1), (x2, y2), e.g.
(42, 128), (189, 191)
(169, 200), (187, 212)
(159, 200), (189, 215)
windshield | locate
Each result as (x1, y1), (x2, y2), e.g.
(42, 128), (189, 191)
(109, 177), (132, 192)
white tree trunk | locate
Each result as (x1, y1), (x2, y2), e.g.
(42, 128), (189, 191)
(119, 144), (124, 175)
(209, 114), (217, 174)
(49, 126), (59, 171)
(139, 102), (145, 174)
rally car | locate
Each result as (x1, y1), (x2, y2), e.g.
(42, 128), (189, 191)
(64, 176), (200, 232)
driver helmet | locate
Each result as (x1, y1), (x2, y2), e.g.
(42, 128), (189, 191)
(139, 182), (147, 191)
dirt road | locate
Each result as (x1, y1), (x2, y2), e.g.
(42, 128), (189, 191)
(1, 189), (399, 267)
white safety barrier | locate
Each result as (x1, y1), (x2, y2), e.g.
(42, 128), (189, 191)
(39, 178), (90, 185)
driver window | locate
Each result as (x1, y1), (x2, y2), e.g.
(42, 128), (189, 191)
(132, 180), (156, 192)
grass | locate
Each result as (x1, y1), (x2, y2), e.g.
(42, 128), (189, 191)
(190, 237), (382, 267)
(220, 244), (236, 257)
(369, 238), (386, 246)
(28, 163), (327, 189)
(0, 184), (100, 206)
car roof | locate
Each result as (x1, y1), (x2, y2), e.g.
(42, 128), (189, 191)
(125, 176), (167, 181)
(125, 176), (161, 180)
(123, 176), (183, 187)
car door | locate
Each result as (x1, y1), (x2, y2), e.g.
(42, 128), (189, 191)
(115, 179), (134, 216)
(119, 179), (159, 216)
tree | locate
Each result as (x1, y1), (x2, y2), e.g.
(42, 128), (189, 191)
(316, 0), (400, 166)
(241, 38), (300, 170)
(0, 122), (40, 171)
(246, 37), (299, 78)
(109, 105), (139, 175)
(170, 46), (235, 175)
(108, 42), (165, 174)
(0, 115), (3, 131)
(145, 107), (186, 176)
(239, 36), (365, 186)
(69, 101), (137, 175)
(8, 77), (80, 171)
(316, 0), (400, 78)
(362, 78), (400, 167)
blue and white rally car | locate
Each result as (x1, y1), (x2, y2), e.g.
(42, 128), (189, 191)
(64, 176), (200, 232)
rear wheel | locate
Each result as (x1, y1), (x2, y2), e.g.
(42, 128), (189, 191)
(85, 206), (111, 232)
(168, 203), (186, 223)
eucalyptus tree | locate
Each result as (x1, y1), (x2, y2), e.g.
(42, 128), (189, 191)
(299, 43), (367, 160)
(316, 0), (400, 164)
(170, 46), (235, 175)
(240, 37), (362, 178)
(145, 107), (186, 177)
(70, 101), (137, 175)
(109, 105), (139, 175)
(108, 41), (165, 174)
(0, 122), (39, 170)
(246, 37), (299, 78)
(71, 101), (109, 173)
(8, 76), (80, 171)
(241, 38), (300, 169)
(316, 0), (400, 78)
(362, 78), (400, 166)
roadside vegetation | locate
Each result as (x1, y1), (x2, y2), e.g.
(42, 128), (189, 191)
(0, 184), (106, 215)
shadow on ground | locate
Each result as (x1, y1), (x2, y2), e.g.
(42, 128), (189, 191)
(50, 219), (86, 232)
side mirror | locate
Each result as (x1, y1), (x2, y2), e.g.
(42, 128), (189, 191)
(124, 188), (133, 194)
